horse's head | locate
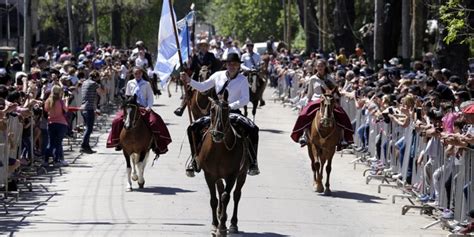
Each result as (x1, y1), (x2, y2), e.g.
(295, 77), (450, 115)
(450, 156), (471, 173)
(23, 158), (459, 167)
(208, 90), (230, 143)
(320, 88), (336, 128)
(122, 94), (140, 130)
(199, 66), (209, 82)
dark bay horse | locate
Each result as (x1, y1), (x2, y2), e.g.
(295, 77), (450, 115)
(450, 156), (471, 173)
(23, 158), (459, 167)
(307, 89), (341, 195)
(119, 95), (153, 191)
(189, 66), (215, 120)
(243, 67), (267, 121)
(197, 92), (248, 235)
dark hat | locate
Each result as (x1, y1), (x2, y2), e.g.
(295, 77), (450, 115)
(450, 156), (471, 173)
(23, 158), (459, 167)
(223, 53), (242, 63)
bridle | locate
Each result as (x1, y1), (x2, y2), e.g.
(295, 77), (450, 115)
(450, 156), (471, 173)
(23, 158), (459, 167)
(208, 98), (239, 150)
(319, 93), (335, 128)
(123, 103), (140, 130)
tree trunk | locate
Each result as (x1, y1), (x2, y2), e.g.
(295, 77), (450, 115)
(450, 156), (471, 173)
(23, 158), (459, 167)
(23, 0), (31, 72)
(92, 0), (99, 47)
(287, 0), (292, 52)
(283, 0), (287, 44)
(411, 0), (424, 60)
(401, 0), (410, 68)
(318, 0), (323, 50)
(333, 0), (355, 54)
(66, 0), (75, 52)
(296, 0), (319, 54)
(111, 3), (122, 47)
(373, 0), (384, 68)
(383, 0), (401, 61)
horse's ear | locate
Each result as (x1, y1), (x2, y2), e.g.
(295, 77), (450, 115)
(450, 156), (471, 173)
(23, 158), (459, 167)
(223, 90), (229, 102)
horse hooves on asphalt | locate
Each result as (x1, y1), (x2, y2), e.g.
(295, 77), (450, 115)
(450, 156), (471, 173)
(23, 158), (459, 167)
(228, 225), (239, 234)
(324, 189), (332, 196)
(138, 182), (145, 189)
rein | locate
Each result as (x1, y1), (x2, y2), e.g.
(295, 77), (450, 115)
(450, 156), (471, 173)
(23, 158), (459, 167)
(125, 104), (141, 129)
(209, 102), (240, 151)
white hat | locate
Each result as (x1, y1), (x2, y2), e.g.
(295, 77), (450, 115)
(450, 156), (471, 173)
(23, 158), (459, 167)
(0, 68), (7, 77)
(389, 57), (399, 66)
(15, 72), (27, 81)
(197, 39), (209, 45)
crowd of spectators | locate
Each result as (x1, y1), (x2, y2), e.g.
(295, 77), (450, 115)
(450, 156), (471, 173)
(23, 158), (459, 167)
(0, 40), (160, 190)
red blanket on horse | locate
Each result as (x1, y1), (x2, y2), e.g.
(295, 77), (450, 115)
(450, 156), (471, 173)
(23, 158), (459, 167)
(107, 109), (172, 154)
(290, 100), (354, 143)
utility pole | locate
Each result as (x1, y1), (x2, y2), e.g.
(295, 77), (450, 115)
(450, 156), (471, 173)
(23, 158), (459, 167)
(66, 0), (75, 52)
(374, 0), (384, 69)
(401, 0), (410, 68)
(92, 0), (99, 47)
(23, 0), (31, 72)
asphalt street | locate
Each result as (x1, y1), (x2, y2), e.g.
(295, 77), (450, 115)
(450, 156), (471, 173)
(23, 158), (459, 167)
(1, 86), (447, 237)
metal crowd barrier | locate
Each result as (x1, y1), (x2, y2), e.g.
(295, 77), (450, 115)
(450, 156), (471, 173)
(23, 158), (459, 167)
(339, 95), (474, 231)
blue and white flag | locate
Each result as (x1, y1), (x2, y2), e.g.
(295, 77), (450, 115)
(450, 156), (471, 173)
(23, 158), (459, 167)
(154, 0), (193, 87)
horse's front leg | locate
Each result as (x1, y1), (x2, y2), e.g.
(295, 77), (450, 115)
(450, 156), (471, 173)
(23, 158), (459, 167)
(243, 105), (248, 117)
(324, 155), (333, 196)
(313, 146), (324, 193)
(123, 152), (133, 191)
(137, 150), (148, 189)
(218, 177), (237, 234)
(252, 101), (257, 122)
(204, 173), (219, 233)
(230, 171), (247, 234)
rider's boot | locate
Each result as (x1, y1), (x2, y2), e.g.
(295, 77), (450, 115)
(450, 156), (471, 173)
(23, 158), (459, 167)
(248, 142), (260, 176)
(115, 144), (123, 151)
(174, 106), (185, 117)
(299, 130), (308, 147)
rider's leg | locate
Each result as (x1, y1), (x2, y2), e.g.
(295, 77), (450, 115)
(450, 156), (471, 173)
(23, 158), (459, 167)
(107, 111), (124, 150)
(174, 87), (192, 116)
(186, 117), (210, 176)
(247, 127), (260, 176)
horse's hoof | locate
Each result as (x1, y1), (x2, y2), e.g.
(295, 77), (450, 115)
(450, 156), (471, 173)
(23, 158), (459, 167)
(138, 182), (145, 189)
(126, 187), (133, 192)
(132, 174), (138, 181)
(229, 225), (238, 234)
(210, 225), (218, 235)
(315, 185), (324, 193)
(324, 189), (332, 196)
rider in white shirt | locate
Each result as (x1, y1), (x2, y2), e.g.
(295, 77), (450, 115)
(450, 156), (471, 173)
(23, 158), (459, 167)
(180, 53), (260, 177)
(240, 41), (261, 71)
(222, 39), (241, 60)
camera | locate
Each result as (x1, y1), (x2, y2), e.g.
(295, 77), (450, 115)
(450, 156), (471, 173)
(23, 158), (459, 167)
(388, 107), (394, 114)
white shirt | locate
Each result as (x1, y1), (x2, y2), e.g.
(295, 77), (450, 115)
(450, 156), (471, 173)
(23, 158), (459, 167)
(241, 52), (261, 71)
(125, 78), (154, 109)
(222, 47), (241, 60)
(189, 70), (249, 110)
(135, 56), (149, 69)
(306, 74), (337, 101)
(120, 65), (128, 80)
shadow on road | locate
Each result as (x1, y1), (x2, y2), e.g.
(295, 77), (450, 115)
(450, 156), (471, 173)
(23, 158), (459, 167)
(259, 129), (285, 134)
(136, 186), (195, 195)
(329, 190), (385, 203)
(227, 231), (290, 237)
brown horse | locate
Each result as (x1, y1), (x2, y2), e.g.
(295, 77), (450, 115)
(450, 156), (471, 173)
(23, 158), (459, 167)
(243, 66), (267, 121)
(197, 91), (248, 235)
(189, 66), (215, 120)
(307, 89), (341, 195)
(119, 95), (153, 191)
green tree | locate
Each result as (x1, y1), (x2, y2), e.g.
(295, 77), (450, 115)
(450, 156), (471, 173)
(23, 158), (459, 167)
(205, 0), (286, 43)
(439, 0), (473, 45)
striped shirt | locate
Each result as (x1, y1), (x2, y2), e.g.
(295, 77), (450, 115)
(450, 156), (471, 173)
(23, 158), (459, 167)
(80, 79), (99, 111)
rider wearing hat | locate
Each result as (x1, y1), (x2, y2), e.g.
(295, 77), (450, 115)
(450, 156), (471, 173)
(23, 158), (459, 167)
(241, 40), (261, 71)
(174, 39), (221, 117)
(107, 67), (172, 156)
(180, 52), (260, 177)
